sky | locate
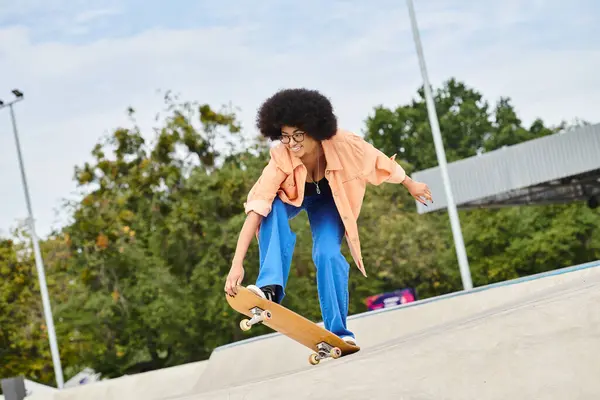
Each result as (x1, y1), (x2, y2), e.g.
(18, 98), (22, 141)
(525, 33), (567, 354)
(1, 0), (599, 238)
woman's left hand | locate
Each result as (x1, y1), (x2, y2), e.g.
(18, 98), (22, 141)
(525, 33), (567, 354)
(404, 178), (433, 206)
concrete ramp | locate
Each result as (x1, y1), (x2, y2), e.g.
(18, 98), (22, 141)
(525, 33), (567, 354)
(26, 360), (208, 400)
(187, 261), (600, 399)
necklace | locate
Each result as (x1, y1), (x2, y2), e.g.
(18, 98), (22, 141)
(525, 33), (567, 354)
(314, 153), (321, 194)
(307, 148), (322, 195)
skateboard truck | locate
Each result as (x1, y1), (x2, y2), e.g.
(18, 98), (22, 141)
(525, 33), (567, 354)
(308, 342), (342, 365)
(239, 306), (272, 331)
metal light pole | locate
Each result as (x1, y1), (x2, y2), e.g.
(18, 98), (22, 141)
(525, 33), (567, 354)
(405, 0), (473, 290)
(0, 90), (65, 388)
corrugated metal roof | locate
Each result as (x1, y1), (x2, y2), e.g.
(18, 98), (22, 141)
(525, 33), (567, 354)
(412, 123), (600, 213)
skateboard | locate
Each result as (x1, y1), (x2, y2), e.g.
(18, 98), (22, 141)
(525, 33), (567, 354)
(226, 286), (360, 365)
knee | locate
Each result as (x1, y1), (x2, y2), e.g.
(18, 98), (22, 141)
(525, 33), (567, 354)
(313, 244), (345, 265)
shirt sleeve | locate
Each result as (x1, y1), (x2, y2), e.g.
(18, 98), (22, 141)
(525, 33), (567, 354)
(360, 138), (407, 185)
(244, 153), (287, 217)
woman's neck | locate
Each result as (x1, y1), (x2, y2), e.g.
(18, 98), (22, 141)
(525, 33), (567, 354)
(302, 144), (326, 182)
(301, 144), (324, 166)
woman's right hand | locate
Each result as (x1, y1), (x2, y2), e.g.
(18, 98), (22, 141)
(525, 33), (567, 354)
(225, 263), (245, 296)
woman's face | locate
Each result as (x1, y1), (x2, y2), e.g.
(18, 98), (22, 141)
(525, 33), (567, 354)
(280, 125), (319, 159)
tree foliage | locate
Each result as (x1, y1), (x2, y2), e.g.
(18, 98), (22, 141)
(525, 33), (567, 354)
(1, 80), (598, 390)
(363, 78), (600, 288)
(364, 78), (558, 173)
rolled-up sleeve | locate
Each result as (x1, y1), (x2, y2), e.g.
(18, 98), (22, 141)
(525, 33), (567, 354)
(361, 139), (406, 185)
(244, 155), (287, 217)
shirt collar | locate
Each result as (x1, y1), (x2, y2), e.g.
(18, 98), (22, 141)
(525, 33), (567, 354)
(321, 137), (343, 171)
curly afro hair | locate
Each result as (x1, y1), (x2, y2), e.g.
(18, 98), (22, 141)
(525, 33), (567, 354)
(256, 88), (338, 141)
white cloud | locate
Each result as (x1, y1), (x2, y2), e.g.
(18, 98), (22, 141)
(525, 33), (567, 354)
(0, 0), (599, 237)
(0, 0), (122, 38)
(73, 7), (120, 24)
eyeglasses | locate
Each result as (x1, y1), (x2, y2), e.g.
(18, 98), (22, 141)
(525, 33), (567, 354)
(279, 132), (305, 144)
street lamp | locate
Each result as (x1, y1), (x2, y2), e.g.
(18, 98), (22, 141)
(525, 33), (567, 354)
(0, 90), (65, 389)
(405, 0), (473, 290)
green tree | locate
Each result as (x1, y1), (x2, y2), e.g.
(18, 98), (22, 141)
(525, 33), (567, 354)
(364, 78), (559, 172)
(364, 78), (600, 290)
(59, 93), (251, 377)
(0, 225), (88, 389)
(462, 204), (600, 286)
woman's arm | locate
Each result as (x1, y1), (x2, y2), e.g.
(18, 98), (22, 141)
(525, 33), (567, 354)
(356, 135), (433, 205)
(225, 211), (263, 296)
(400, 175), (432, 206)
(232, 211), (263, 267)
(225, 151), (286, 296)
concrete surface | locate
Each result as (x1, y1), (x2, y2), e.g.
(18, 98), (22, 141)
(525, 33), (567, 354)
(187, 260), (600, 399)
(23, 260), (600, 400)
(26, 360), (208, 400)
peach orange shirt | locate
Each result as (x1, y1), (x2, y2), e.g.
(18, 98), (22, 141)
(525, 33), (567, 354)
(244, 129), (406, 277)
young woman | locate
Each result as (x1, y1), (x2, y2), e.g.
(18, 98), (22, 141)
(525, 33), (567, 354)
(224, 88), (432, 345)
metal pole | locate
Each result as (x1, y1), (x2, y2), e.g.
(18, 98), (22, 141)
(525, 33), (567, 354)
(405, 0), (473, 290)
(7, 101), (65, 388)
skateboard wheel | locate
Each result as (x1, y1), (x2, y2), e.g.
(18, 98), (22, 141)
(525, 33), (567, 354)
(309, 353), (320, 365)
(261, 310), (272, 321)
(330, 347), (342, 359)
(240, 319), (251, 331)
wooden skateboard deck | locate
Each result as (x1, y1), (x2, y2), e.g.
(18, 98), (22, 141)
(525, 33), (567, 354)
(226, 285), (360, 365)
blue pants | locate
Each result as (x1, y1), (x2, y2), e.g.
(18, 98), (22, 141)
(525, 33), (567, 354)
(255, 194), (354, 339)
